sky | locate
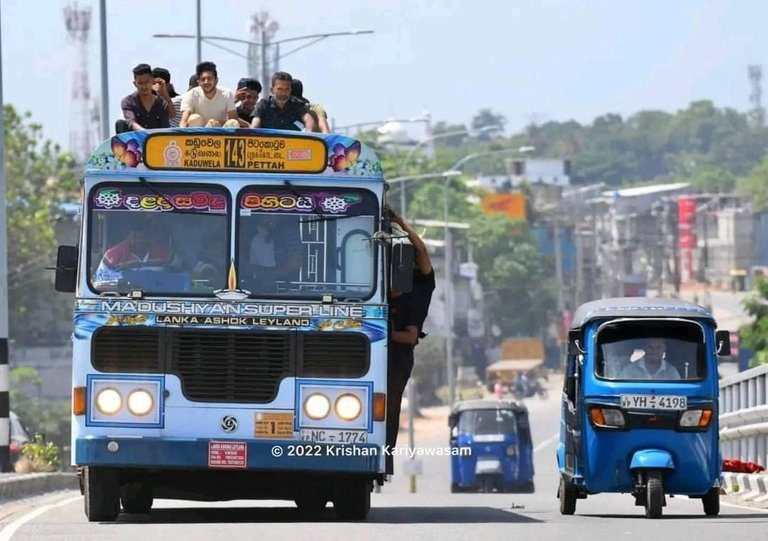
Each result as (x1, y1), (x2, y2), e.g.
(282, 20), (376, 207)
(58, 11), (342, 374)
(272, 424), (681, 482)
(4, 0), (768, 153)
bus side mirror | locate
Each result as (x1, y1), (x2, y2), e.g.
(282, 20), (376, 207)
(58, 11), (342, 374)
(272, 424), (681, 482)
(54, 245), (78, 293)
(390, 241), (414, 294)
(715, 330), (731, 357)
(568, 329), (584, 355)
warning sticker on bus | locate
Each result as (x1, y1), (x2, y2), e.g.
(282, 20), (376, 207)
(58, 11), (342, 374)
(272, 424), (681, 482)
(208, 441), (247, 469)
(254, 412), (294, 439)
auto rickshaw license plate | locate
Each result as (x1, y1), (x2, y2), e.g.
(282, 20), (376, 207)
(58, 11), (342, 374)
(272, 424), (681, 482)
(620, 394), (687, 410)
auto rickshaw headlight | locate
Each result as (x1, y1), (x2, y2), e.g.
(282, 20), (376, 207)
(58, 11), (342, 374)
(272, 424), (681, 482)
(589, 406), (625, 428)
(679, 409), (713, 428)
(505, 445), (518, 457)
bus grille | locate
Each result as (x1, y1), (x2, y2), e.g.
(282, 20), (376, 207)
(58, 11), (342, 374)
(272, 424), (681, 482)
(92, 327), (162, 373)
(299, 333), (369, 378)
(170, 330), (292, 403)
(90, 328), (371, 403)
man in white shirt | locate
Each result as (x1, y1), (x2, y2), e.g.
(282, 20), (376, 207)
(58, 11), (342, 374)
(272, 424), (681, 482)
(619, 338), (681, 380)
(179, 61), (239, 127)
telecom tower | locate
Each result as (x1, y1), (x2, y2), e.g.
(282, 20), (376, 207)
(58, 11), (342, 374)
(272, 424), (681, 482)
(748, 64), (765, 128)
(64, 2), (95, 165)
(247, 12), (279, 87)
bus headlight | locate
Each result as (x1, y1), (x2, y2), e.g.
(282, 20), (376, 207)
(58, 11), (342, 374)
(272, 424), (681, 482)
(335, 393), (362, 421)
(95, 388), (122, 415)
(127, 389), (155, 416)
(304, 393), (331, 420)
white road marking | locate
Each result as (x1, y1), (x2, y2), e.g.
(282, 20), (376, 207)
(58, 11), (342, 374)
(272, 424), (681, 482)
(0, 495), (81, 541)
(534, 433), (558, 454)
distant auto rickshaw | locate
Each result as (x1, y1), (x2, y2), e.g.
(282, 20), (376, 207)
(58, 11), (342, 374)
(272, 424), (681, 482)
(558, 297), (730, 518)
(449, 399), (534, 493)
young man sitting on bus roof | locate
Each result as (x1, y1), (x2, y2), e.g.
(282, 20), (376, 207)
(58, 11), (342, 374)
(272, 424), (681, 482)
(179, 61), (239, 128)
(250, 72), (315, 132)
(115, 64), (171, 134)
(386, 209), (436, 473)
(290, 78), (330, 134)
(234, 77), (262, 128)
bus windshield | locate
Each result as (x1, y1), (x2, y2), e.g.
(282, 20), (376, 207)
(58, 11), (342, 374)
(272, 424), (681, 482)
(88, 183), (230, 295)
(237, 186), (378, 299)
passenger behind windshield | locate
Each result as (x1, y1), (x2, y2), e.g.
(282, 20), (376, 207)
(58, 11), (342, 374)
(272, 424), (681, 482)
(619, 338), (681, 380)
(243, 214), (302, 294)
(191, 236), (227, 290)
(459, 409), (517, 436)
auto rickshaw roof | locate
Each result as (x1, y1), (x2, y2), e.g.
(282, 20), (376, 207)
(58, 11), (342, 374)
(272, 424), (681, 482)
(450, 399), (528, 415)
(570, 296), (715, 330)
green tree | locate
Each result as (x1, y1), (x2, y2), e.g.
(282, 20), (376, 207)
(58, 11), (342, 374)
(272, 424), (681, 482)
(739, 155), (768, 210)
(5, 105), (78, 344)
(470, 109), (506, 139)
(468, 214), (557, 336)
(10, 367), (71, 451)
(739, 278), (768, 366)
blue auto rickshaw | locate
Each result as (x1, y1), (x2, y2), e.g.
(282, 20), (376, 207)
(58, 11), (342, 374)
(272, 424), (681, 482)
(449, 399), (534, 493)
(558, 297), (730, 518)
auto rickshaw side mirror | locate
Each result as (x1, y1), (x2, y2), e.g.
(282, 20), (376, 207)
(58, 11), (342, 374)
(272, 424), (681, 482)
(568, 329), (584, 355)
(715, 330), (731, 356)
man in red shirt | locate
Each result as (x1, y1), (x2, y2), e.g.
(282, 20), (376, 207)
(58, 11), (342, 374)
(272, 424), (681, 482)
(99, 223), (171, 270)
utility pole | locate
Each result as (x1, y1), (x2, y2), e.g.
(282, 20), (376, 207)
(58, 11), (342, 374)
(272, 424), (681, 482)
(407, 379), (417, 493)
(553, 221), (565, 358)
(0, 2), (10, 472)
(444, 179), (455, 405)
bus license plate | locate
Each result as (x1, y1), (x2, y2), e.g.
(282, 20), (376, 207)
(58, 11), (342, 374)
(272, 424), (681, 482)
(299, 429), (368, 444)
(620, 394), (687, 410)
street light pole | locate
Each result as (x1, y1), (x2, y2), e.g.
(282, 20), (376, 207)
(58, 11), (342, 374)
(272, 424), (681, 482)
(154, 28), (373, 83)
(396, 126), (502, 218)
(195, 0), (201, 64)
(98, 0), (109, 141)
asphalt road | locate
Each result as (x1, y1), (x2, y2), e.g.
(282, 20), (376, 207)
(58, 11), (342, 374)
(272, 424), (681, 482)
(1, 379), (766, 541)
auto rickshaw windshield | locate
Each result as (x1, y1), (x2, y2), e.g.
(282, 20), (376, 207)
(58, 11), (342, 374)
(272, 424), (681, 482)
(458, 409), (517, 436)
(596, 320), (706, 381)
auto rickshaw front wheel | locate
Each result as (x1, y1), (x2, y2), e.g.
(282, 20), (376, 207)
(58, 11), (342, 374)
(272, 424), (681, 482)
(645, 471), (664, 519)
(702, 488), (720, 516)
(558, 478), (577, 515)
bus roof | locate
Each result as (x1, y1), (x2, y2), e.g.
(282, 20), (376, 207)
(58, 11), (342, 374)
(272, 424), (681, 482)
(85, 127), (383, 181)
(570, 297), (715, 329)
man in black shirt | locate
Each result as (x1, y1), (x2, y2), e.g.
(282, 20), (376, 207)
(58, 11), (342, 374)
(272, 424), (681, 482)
(250, 72), (315, 131)
(116, 64), (170, 134)
(234, 77), (262, 127)
(386, 209), (436, 474)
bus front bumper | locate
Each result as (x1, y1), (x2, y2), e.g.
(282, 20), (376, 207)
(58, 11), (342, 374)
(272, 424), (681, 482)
(75, 437), (382, 474)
